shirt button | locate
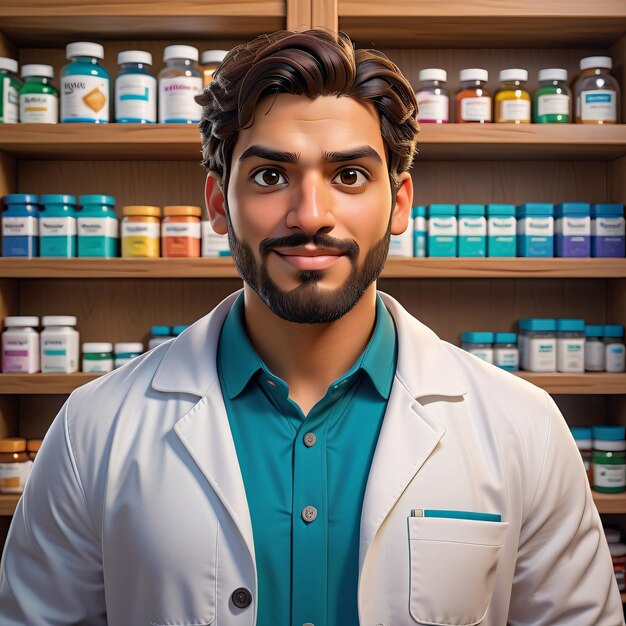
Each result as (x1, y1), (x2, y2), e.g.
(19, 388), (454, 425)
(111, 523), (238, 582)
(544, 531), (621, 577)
(266, 379), (276, 387)
(302, 506), (317, 523)
(303, 432), (316, 447)
(303, 623), (315, 626)
(231, 587), (252, 608)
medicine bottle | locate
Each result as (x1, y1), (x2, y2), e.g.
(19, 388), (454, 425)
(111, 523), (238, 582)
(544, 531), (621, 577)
(518, 318), (556, 372)
(460, 332), (494, 364)
(556, 318), (585, 373)
(591, 203), (625, 258)
(161, 205), (202, 257)
(487, 204), (516, 257)
(2, 316), (40, 374)
(115, 50), (157, 123)
(493, 332), (519, 371)
(585, 324), (605, 371)
(412, 206), (426, 258)
(82, 342), (114, 373)
(2, 193), (39, 258)
(592, 425), (626, 494)
(41, 315), (79, 374)
(554, 202), (591, 258)
(39, 194), (78, 258)
(158, 45), (203, 123)
(516, 203), (554, 258)
(389, 219), (413, 257)
(457, 204), (486, 257)
(148, 326), (172, 349)
(0, 438), (32, 494)
(604, 325), (626, 373)
(61, 42), (109, 123)
(427, 204), (457, 257)
(114, 342), (144, 368)
(606, 528), (621, 544)
(201, 50), (228, 87)
(173, 325), (190, 337)
(27, 439), (42, 462)
(0, 57), (20, 124)
(570, 426), (592, 481)
(202, 218), (230, 257)
(495, 69), (531, 124)
(456, 69), (491, 123)
(19, 64), (59, 124)
(533, 69), (570, 123)
(610, 544), (626, 591)
(575, 56), (620, 124)
(121, 205), (161, 258)
(77, 194), (119, 258)
(415, 69), (449, 124)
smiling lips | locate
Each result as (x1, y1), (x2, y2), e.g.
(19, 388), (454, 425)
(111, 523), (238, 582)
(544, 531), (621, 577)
(273, 246), (345, 270)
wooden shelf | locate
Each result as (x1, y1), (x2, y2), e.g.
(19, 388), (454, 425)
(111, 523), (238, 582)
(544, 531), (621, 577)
(339, 0), (626, 48)
(0, 373), (102, 395)
(0, 258), (625, 279)
(2, 124), (626, 161)
(0, 494), (20, 516)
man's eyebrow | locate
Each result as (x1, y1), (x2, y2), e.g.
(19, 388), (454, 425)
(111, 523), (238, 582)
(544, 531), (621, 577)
(237, 145), (383, 165)
(323, 146), (383, 164)
(238, 146), (299, 164)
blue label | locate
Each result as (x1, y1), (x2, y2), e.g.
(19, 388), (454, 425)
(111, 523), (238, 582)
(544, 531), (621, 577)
(120, 88), (150, 102)
(585, 93), (611, 103)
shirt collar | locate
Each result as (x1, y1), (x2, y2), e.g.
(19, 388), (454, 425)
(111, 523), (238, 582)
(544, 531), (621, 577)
(217, 293), (397, 401)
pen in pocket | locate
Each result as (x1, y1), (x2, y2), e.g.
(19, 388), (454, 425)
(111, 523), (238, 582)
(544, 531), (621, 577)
(411, 509), (502, 522)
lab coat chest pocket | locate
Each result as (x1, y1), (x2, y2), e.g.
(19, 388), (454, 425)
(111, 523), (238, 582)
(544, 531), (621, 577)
(408, 516), (509, 626)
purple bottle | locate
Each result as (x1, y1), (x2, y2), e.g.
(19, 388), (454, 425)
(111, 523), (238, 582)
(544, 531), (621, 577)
(555, 203), (591, 257)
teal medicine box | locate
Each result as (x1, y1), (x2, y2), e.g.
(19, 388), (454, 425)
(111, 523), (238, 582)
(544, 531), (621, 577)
(516, 203), (554, 257)
(412, 206), (426, 257)
(39, 194), (77, 257)
(427, 204), (457, 257)
(458, 204), (486, 257)
(487, 204), (516, 257)
(77, 195), (119, 258)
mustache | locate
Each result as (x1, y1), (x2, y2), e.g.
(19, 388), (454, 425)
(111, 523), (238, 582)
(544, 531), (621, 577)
(260, 233), (359, 258)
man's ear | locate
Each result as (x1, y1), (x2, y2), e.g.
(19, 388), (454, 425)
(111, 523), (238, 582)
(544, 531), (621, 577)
(205, 172), (228, 235)
(389, 172), (414, 236)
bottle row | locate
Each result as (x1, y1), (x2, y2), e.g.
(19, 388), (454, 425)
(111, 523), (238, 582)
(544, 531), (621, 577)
(459, 320), (626, 373)
(0, 437), (42, 495)
(0, 43), (228, 124)
(602, 524), (626, 592)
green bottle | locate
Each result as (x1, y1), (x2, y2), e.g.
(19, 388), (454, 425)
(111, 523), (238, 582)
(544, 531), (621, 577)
(0, 57), (20, 124)
(533, 68), (571, 123)
(19, 64), (59, 123)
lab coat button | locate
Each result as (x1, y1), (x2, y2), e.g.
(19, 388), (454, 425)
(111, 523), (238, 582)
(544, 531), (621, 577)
(231, 587), (252, 608)
(303, 623), (315, 626)
(302, 506), (317, 522)
(303, 432), (316, 447)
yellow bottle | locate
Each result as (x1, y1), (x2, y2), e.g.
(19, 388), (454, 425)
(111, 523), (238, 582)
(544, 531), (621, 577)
(495, 69), (531, 124)
(121, 205), (161, 258)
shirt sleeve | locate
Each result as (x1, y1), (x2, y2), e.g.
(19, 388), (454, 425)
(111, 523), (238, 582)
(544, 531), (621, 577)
(508, 391), (624, 625)
(0, 394), (107, 625)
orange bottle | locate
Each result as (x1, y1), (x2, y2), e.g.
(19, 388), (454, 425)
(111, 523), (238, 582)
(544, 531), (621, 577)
(161, 205), (202, 257)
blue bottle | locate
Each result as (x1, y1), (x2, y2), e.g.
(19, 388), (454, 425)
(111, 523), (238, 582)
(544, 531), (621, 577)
(427, 204), (457, 257)
(458, 204), (486, 257)
(591, 204), (625, 258)
(554, 203), (591, 257)
(487, 204), (516, 257)
(2, 194), (39, 257)
(39, 194), (77, 257)
(412, 206), (426, 257)
(115, 51), (157, 123)
(77, 195), (119, 258)
(516, 203), (554, 257)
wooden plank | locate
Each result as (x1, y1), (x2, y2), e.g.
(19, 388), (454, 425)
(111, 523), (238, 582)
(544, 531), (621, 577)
(312, 0), (338, 32)
(0, 374), (102, 394)
(0, 495), (19, 517)
(286, 0), (311, 31)
(594, 491), (626, 514)
(516, 372), (626, 394)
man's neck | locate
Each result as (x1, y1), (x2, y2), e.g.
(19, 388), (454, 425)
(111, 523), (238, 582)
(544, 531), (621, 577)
(242, 283), (378, 412)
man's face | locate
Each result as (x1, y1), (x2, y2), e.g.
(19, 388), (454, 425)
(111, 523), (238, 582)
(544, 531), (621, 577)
(211, 93), (411, 323)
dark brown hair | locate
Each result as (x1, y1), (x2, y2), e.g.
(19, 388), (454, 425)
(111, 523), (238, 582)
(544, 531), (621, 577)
(195, 29), (419, 192)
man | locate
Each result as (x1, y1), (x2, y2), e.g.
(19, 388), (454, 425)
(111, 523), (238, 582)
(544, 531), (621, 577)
(0, 29), (622, 626)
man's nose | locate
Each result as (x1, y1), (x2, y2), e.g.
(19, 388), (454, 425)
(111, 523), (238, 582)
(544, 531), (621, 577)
(285, 172), (336, 235)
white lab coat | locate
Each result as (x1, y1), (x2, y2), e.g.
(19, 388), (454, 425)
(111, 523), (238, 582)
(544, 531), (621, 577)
(0, 290), (623, 626)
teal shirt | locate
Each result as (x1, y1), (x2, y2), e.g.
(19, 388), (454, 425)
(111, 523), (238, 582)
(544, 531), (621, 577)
(217, 293), (397, 626)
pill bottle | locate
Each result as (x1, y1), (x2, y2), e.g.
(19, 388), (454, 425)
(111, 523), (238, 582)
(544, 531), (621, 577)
(19, 64), (59, 124)
(201, 50), (228, 87)
(2, 316), (40, 374)
(457, 204), (486, 257)
(575, 56), (620, 124)
(0, 438), (32, 494)
(389, 211), (414, 257)
(61, 42), (109, 123)
(114, 342), (144, 368)
(0, 57), (20, 124)
(518, 318), (556, 372)
(202, 218), (230, 257)
(415, 69), (449, 124)
(27, 439), (42, 462)
(610, 543), (626, 591)
(148, 325), (172, 349)
(121, 205), (161, 258)
(115, 50), (157, 124)
(605, 527), (621, 544)
(570, 426), (592, 481)
(412, 206), (427, 258)
(591, 204), (625, 258)
(39, 194), (78, 258)
(77, 194), (119, 258)
(516, 203), (554, 258)
(556, 318), (585, 373)
(533, 68), (570, 123)
(460, 332), (494, 364)
(2, 193), (39, 258)
(173, 325), (190, 337)
(493, 332), (519, 371)
(592, 425), (626, 494)
(41, 315), (79, 374)
(427, 204), (457, 257)
(604, 325), (626, 373)
(161, 205), (202, 257)
(495, 69), (531, 124)
(82, 342), (114, 373)
(554, 202), (591, 257)
(486, 204), (516, 257)
(158, 45), (203, 124)
(585, 324), (605, 371)
(456, 68), (491, 123)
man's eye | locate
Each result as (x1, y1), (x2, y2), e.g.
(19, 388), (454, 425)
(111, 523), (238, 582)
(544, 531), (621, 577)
(332, 168), (368, 187)
(253, 169), (287, 187)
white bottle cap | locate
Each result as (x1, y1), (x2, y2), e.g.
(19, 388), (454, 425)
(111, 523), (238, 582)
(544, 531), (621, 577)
(118, 50), (153, 66)
(499, 69), (528, 82)
(538, 68), (568, 82)
(459, 68), (488, 83)
(580, 56), (612, 71)
(4, 316), (39, 328)
(42, 316), (77, 327)
(21, 64), (54, 79)
(163, 45), (199, 63)
(419, 68), (447, 83)
(201, 50), (228, 65)
(66, 42), (104, 61)
(114, 342), (144, 353)
(82, 342), (113, 353)
(0, 57), (18, 74)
